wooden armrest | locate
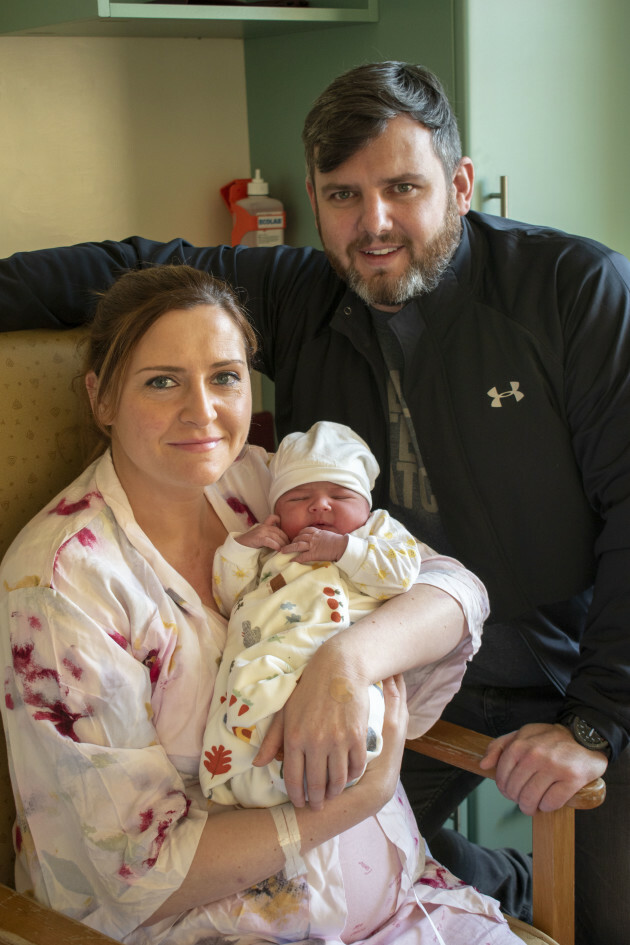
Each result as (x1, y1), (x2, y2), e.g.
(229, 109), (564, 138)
(406, 719), (606, 810)
(406, 718), (606, 944)
(0, 884), (119, 945)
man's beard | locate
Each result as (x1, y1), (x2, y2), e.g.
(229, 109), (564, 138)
(318, 193), (462, 308)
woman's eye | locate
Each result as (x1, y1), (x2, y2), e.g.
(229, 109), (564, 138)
(147, 375), (176, 389)
(214, 371), (241, 386)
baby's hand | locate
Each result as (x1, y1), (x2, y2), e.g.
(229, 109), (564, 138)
(236, 515), (289, 551)
(283, 527), (348, 563)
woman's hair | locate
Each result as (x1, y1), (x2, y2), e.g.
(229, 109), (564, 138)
(302, 61), (462, 183)
(81, 264), (258, 461)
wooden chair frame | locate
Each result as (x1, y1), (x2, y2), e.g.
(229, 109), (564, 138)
(406, 720), (606, 945)
(0, 883), (119, 945)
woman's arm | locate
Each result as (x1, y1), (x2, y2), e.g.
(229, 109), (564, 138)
(1, 571), (403, 933)
(256, 574), (481, 810)
(145, 675), (408, 924)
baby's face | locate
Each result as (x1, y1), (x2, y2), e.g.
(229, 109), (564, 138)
(274, 480), (370, 541)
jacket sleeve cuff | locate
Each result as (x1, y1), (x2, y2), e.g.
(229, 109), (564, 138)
(557, 702), (627, 762)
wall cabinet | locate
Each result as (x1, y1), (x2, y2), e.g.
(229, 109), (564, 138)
(459, 0), (630, 257)
(0, 1), (377, 40)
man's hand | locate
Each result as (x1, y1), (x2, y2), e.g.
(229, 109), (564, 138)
(236, 514), (289, 552)
(480, 722), (608, 816)
(253, 640), (371, 809)
(282, 526), (349, 563)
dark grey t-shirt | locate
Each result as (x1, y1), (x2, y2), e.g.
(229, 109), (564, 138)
(370, 303), (549, 688)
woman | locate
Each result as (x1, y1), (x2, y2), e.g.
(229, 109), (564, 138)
(0, 265), (518, 945)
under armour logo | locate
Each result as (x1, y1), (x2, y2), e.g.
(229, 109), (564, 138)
(487, 382), (525, 408)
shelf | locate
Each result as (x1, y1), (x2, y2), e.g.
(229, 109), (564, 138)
(0, 0), (378, 40)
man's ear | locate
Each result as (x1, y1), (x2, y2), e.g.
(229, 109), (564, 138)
(452, 157), (474, 215)
(305, 177), (317, 217)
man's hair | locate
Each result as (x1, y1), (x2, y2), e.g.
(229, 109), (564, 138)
(302, 61), (462, 183)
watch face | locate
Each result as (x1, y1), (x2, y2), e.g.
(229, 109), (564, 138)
(572, 716), (608, 750)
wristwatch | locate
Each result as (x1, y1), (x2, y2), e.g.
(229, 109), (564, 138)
(561, 714), (610, 756)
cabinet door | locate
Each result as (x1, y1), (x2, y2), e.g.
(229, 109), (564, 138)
(0, 0), (378, 39)
(457, 0), (630, 257)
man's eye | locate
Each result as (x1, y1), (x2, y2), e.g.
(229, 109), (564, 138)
(331, 191), (354, 202)
(147, 375), (175, 389)
(395, 183), (414, 194)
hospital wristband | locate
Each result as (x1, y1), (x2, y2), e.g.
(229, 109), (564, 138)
(270, 802), (306, 879)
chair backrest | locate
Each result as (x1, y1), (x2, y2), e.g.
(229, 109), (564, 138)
(0, 327), (88, 886)
(1, 328), (88, 560)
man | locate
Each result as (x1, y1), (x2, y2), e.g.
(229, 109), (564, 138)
(1, 62), (628, 944)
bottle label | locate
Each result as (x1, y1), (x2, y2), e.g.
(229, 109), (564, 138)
(231, 204), (286, 245)
(256, 213), (285, 229)
(255, 229), (284, 247)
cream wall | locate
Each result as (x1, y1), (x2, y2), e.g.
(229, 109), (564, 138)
(0, 36), (251, 256)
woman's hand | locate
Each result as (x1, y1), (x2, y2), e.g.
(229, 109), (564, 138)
(254, 629), (408, 812)
(254, 675), (408, 814)
(254, 638), (372, 809)
(355, 674), (408, 809)
(255, 582), (468, 810)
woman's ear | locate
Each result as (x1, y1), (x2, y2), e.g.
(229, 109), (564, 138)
(85, 372), (112, 426)
(85, 371), (99, 413)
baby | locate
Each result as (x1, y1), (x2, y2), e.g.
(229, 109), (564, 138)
(200, 421), (422, 806)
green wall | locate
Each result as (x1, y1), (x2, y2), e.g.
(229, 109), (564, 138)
(460, 0), (630, 257)
(244, 0), (630, 258)
(243, 0), (457, 248)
